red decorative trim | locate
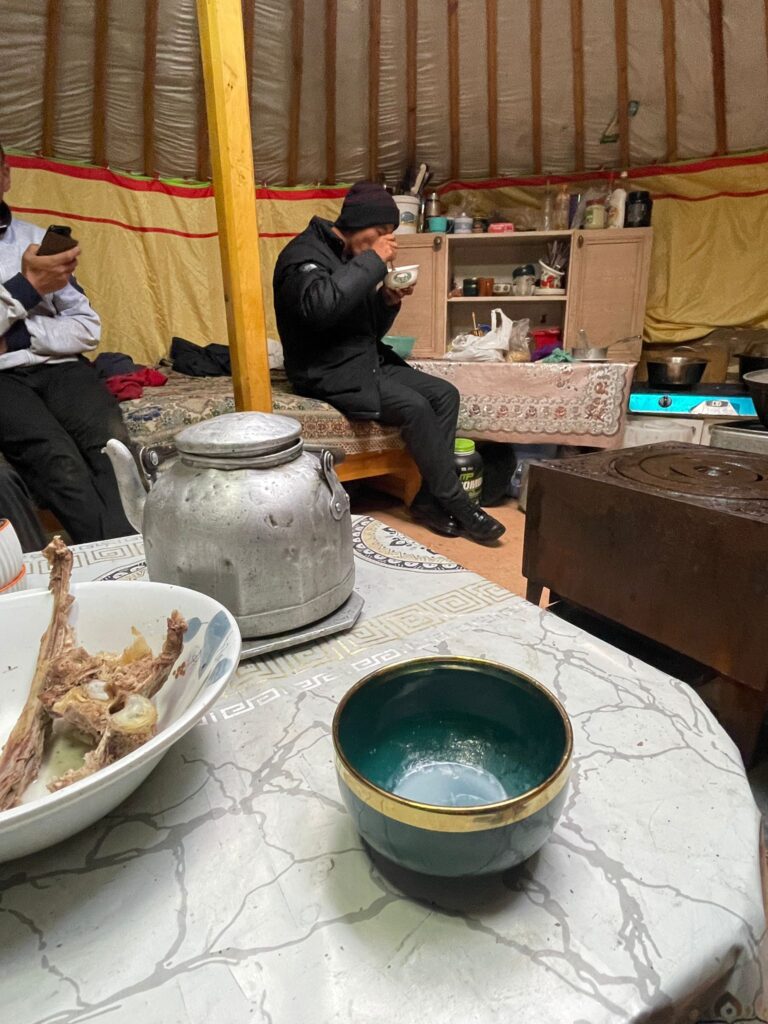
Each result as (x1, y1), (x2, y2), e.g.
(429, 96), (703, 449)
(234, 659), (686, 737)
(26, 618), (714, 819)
(13, 206), (298, 240)
(6, 154), (349, 201)
(654, 187), (768, 201)
(438, 150), (768, 192)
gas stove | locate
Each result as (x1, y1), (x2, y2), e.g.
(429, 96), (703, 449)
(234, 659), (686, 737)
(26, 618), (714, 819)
(709, 419), (768, 456)
(629, 382), (757, 417)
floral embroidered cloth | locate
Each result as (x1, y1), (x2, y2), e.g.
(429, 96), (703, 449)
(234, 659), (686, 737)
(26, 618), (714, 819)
(410, 360), (635, 446)
(121, 362), (634, 453)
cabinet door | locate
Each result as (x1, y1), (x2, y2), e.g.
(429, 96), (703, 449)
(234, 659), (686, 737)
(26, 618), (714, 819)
(387, 234), (447, 358)
(566, 228), (652, 360)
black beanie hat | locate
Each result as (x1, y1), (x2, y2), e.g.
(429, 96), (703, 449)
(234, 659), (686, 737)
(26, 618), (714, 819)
(335, 181), (400, 231)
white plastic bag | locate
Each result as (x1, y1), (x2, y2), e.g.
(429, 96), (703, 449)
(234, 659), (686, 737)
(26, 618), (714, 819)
(446, 308), (513, 362)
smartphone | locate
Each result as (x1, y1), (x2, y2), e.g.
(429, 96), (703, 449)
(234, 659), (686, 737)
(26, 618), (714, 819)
(37, 225), (78, 257)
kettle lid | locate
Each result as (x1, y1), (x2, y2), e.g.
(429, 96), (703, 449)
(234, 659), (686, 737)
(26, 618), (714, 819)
(175, 412), (302, 458)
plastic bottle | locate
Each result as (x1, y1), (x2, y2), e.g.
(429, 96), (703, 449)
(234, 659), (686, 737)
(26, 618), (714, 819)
(454, 439), (483, 506)
(553, 185), (570, 230)
(540, 185), (553, 231)
(607, 187), (627, 228)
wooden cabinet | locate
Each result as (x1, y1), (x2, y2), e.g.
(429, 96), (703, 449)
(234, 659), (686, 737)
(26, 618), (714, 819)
(389, 228), (652, 360)
(565, 229), (652, 361)
(386, 234), (447, 359)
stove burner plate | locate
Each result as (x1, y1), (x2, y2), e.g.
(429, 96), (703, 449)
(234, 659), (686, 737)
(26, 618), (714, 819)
(612, 449), (768, 500)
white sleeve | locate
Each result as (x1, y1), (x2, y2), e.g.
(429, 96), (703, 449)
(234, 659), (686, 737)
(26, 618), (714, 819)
(25, 278), (101, 356)
(0, 283), (28, 335)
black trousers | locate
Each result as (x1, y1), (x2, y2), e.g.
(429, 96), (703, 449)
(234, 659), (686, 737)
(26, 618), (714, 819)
(0, 361), (133, 543)
(0, 464), (48, 553)
(376, 362), (469, 515)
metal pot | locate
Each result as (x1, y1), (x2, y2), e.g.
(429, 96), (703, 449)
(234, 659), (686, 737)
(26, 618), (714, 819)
(646, 355), (707, 389)
(571, 346), (609, 361)
(104, 412), (355, 638)
(743, 369), (768, 429)
(738, 343), (768, 381)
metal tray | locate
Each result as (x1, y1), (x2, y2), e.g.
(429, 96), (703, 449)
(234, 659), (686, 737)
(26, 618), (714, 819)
(240, 592), (364, 660)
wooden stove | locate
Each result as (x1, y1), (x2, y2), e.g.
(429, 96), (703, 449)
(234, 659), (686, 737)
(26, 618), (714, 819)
(523, 442), (768, 761)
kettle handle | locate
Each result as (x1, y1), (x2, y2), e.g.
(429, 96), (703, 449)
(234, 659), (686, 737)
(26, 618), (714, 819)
(319, 449), (349, 521)
(139, 442), (177, 484)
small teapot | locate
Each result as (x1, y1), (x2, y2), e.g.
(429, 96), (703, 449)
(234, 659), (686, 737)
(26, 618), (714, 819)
(105, 412), (354, 638)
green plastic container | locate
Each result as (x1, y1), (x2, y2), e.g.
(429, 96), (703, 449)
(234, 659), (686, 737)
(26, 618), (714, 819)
(381, 335), (416, 359)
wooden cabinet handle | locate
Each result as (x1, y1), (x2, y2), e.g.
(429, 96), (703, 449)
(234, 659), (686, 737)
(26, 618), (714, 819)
(433, 235), (443, 251)
(577, 234), (584, 248)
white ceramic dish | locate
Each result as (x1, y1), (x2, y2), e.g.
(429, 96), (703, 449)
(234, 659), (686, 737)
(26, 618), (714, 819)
(0, 564), (26, 594)
(0, 581), (240, 863)
(0, 519), (23, 588)
(384, 264), (419, 290)
(534, 287), (566, 295)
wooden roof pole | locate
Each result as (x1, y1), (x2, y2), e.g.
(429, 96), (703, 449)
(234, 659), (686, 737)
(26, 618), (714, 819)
(196, 0), (272, 413)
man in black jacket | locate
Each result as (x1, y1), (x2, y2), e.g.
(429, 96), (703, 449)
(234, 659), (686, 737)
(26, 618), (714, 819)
(273, 182), (504, 544)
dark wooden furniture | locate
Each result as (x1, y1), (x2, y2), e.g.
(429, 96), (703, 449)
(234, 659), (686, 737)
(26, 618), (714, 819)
(523, 442), (768, 762)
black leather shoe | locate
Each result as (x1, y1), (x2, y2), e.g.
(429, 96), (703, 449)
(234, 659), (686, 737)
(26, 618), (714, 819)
(453, 506), (506, 544)
(410, 502), (461, 537)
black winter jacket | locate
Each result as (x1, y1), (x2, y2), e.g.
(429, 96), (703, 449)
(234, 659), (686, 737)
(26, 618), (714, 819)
(273, 217), (406, 419)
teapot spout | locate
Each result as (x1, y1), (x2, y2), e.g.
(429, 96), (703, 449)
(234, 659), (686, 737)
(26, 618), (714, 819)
(103, 439), (147, 533)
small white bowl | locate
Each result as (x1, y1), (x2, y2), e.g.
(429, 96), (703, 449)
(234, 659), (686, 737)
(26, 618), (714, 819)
(0, 580), (241, 863)
(0, 519), (23, 588)
(384, 264), (419, 290)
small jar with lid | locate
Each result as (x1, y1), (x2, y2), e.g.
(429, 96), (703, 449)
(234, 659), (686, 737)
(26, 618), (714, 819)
(583, 199), (607, 229)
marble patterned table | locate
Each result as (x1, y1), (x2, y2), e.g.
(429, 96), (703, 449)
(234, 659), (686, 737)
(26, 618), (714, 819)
(1, 519), (765, 1024)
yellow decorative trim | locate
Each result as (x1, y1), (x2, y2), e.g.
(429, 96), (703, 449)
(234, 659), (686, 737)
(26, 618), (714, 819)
(333, 656), (573, 834)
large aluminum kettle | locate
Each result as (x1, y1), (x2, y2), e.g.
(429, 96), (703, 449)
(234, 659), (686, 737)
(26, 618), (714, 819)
(104, 412), (354, 638)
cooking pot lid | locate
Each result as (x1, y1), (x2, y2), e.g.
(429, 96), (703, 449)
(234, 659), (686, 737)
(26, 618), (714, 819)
(175, 412), (302, 458)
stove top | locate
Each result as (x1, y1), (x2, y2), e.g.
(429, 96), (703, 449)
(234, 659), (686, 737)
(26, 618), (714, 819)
(629, 383), (757, 417)
(612, 448), (768, 501)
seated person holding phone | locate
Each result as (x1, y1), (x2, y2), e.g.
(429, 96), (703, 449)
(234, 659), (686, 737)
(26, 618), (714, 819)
(0, 142), (132, 543)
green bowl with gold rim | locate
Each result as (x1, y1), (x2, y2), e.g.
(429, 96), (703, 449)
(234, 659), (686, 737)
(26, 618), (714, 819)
(332, 657), (572, 877)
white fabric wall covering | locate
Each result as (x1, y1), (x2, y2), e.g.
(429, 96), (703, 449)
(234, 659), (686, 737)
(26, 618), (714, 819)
(54, 1), (95, 161)
(723, 0), (768, 155)
(298, 0), (327, 182)
(0, 3), (45, 155)
(251, 0), (291, 185)
(540, 0), (574, 173)
(457, 0), (489, 181)
(495, 1), (533, 178)
(154, 0), (199, 179)
(378, 0), (408, 182)
(626, 0), (666, 166)
(414, 0), (451, 183)
(675, 0), (716, 159)
(1, 0), (767, 183)
(581, 0), (620, 171)
(334, 0), (369, 182)
(106, 0), (147, 174)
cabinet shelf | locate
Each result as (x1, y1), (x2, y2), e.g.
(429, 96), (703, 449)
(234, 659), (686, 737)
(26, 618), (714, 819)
(447, 295), (568, 303)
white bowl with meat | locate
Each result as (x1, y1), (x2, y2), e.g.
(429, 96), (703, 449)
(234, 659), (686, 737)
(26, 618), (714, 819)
(0, 539), (241, 863)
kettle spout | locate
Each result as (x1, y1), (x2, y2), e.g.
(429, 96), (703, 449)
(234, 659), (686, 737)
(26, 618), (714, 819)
(103, 439), (147, 533)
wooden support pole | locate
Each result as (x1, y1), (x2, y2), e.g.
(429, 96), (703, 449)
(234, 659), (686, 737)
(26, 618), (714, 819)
(486, 0), (498, 178)
(765, 0), (768, 81)
(661, 0), (678, 162)
(287, 0), (305, 186)
(570, 0), (585, 171)
(325, 0), (337, 184)
(448, 0), (460, 179)
(42, 0), (61, 157)
(614, 0), (630, 168)
(143, 0), (159, 177)
(196, 49), (210, 181)
(405, 0), (418, 168)
(196, 0), (272, 412)
(530, 0), (542, 174)
(92, 0), (110, 165)
(368, 0), (381, 180)
(242, 0), (255, 95)
(709, 0), (727, 155)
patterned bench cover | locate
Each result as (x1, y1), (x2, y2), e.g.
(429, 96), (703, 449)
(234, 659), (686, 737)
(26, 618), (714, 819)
(122, 371), (405, 456)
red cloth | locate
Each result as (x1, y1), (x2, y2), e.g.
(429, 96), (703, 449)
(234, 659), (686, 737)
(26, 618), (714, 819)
(106, 368), (167, 401)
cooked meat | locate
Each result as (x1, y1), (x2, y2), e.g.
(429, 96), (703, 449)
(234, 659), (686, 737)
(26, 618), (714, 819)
(49, 694), (158, 792)
(0, 538), (74, 810)
(50, 680), (114, 741)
